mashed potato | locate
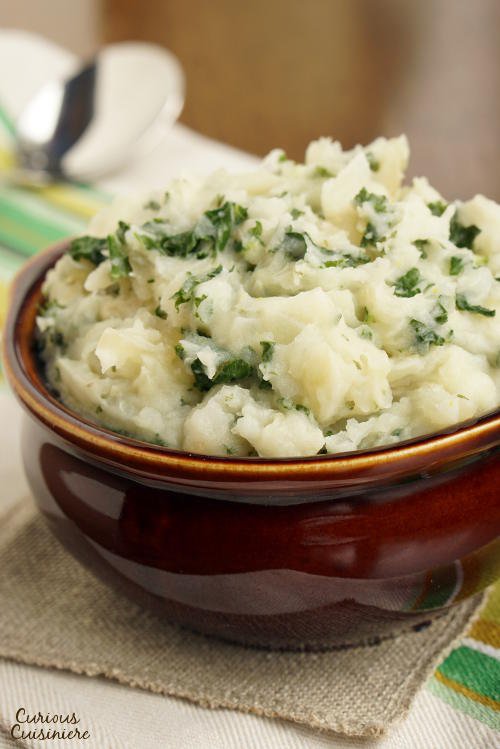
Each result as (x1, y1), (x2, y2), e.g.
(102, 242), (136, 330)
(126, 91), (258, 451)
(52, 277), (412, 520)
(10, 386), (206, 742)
(37, 136), (500, 457)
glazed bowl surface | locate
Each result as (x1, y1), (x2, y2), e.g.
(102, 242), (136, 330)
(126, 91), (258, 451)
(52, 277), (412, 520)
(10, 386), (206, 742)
(3, 243), (500, 649)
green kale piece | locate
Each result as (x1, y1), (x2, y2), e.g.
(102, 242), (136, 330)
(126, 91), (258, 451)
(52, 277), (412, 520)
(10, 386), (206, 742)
(428, 201), (448, 217)
(172, 265), (223, 309)
(449, 212), (481, 249)
(354, 188), (388, 213)
(366, 152), (380, 172)
(260, 341), (275, 362)
(449, 256), (465, 275)
(154, 306), (168, 319)
(414, 239), (429, 258)
(140, 201), (248, 259)
(312, 165), (334, 178)
(281, 230), (370, 266)
(433, 299), (449, 325)
(282, 231), (308, 260)
(191, 357), (254, 392)
(69, 235), (107, 266)
(108, 222), (132, 279)
(354, 189), (390, 247)
(393, 268), (422, 297)
(455, 294), (495, 317)
(323, 252), (370, 268)
(410, 319), (446, 351)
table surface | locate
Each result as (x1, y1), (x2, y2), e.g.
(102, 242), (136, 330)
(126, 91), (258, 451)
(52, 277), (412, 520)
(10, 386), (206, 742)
(0, 30), (498, 749)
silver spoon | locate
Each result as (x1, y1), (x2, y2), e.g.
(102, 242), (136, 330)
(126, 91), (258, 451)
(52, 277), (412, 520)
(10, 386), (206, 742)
(14, 60), (96, 185)
(7, 42), (185, 186)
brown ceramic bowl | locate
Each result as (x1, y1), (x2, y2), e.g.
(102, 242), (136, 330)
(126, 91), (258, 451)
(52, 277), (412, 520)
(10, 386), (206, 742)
(3, 243), (500, 649)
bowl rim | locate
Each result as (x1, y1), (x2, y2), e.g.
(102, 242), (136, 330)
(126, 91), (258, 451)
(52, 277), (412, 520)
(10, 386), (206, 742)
(3, 241), (500, 482)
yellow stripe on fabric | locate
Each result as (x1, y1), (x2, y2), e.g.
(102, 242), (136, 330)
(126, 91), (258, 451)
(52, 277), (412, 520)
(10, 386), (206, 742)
(434, 671), (500, 711)
(479, 579), (500, 622)
(34, 184), (107, 221)
(469, 620), (500, 649)
(0, 147), (15, 170)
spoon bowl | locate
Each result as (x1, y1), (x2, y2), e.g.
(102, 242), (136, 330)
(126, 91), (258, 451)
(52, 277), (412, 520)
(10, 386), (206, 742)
(12, 42), (184, 183)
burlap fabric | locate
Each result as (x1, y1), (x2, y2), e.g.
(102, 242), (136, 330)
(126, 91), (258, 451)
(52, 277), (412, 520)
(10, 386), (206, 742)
(0, 497), (484, 738)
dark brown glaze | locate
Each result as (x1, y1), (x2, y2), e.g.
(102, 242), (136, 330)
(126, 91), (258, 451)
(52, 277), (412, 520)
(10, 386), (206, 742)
(4, 243), (500, 648)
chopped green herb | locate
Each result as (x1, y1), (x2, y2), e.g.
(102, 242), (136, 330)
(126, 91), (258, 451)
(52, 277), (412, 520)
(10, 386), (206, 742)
(249, 221), (264, 244)
(282, 231), (308, 260)
(449, 256), (465, 275)
(154, 306), (168, 319)
(361, 307), (375, 323)
(354, 189), (391, 247)
(38, 298), (65, 316)
(428, 201), (448, 217)
(360, 223), (378, 248)
(433, 299), (448, 325)
(449, 213), (481, 249)
(153, 433), (167, 447)
(410, 319), (446, 350)
(50, 330), (66, 349)
(414, 239), (429, 258)
(69, 235), (107, 266)
(312, 165), (334, 179)
(366, 152), (380, 172)
(143, 199), (161, 211)
(140, 201), (248, 259)
(191, 357), (254, 392)
(281, 230), (370, 266)
(193, 294), (207, 309)
(393, 268), (422, 298)
(290, 208), (304, 219)
(354, 188), (388, 213)
(172, 265), (223, 309)
(258, 377), (273, 390)
(278, 397), (310, 415)
(107, 222), (132, 279)
(260, 341), (275, 362)
(174, 343), (185, 360)
(455, 294), (495, 317)
(278, 152), (288, 162)
(323, 252), (370, 269)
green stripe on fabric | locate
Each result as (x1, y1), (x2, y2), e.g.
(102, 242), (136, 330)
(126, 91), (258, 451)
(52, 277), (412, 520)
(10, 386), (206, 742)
(0, 186), (86, 256)
(0, 185), (84, 232)
(0, 219), (68, 256)
(428, 676), (500, 730)
(438, 646), (500, 702)
(0, 103), (15, 138)
(0, 189), (84, 235)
